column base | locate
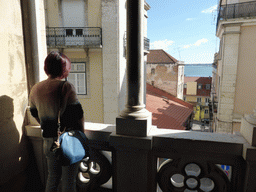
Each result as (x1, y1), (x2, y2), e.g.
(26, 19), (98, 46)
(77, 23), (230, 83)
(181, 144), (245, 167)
(116, 113), (152, 137)
(109, 133), (154, 192)
(241, 116), (256, 146)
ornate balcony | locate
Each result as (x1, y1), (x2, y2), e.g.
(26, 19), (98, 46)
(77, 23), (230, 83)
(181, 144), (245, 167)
(46, 27), (102, 49)
(217, 1), (256, 28)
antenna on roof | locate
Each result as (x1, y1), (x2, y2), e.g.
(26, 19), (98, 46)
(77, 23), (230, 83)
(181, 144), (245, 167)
(174, 47), (181, 60)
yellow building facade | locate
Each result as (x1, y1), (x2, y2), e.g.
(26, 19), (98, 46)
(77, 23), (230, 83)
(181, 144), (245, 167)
(184, 77), (211, 122)
(44, 0), (150, 124)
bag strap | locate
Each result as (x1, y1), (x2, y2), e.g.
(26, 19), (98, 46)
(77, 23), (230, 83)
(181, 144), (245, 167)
(57, 80), (66, 137)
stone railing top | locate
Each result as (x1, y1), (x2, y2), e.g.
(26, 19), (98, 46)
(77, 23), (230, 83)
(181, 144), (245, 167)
(26, 121), (249, 144)
(84, 122), (115, 132)
(149, 126), (247, 144)
(26, 122), (247, 145)
(26, 122), (256, 160)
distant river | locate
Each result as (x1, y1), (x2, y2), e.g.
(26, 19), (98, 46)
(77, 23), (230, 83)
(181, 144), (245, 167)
(184, 64), (213, 77)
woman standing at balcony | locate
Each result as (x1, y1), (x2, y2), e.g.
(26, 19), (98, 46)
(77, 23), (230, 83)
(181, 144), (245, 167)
(29, 51), (84, 192)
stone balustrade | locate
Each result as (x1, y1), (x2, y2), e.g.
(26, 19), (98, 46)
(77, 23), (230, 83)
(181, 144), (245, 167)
(25, 121), (256, 192)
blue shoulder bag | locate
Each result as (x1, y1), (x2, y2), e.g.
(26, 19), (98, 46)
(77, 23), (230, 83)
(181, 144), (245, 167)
(58, 130), (89, 165)
(53, 81), (89, 166)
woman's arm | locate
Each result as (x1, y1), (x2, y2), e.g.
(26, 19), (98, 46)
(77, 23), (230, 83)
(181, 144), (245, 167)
(30, 107), (40, 124)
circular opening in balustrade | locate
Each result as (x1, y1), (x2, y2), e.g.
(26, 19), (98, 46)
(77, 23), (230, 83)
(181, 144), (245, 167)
(170, 174), (184, 188)
(200, 178), (215, 192)
(89, 162), (100, 175)
(185, 163), (201, 177)
(80, 161), (88, 172)
(78, 172), (90, 183)
(186, 178), (198, 189)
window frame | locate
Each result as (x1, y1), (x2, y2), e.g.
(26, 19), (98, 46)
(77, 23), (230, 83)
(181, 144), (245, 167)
(68, 62), (87, 95)
(197, 97), (202, 103)
(66, 29), (73, 36)
(76, 29), (83, 36)
(67, 59), (90, 99)
(151, 68), (155, 75)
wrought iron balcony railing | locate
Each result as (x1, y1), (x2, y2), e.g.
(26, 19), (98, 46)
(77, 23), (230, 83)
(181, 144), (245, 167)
(46, 27), (102, 48)
(144, 37), (150, 51)
(123, 32), (150, 51)
(217, 1), (256, 28)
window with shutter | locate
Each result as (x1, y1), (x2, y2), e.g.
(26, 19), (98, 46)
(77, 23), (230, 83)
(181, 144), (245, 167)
(68, 63), (87, 95)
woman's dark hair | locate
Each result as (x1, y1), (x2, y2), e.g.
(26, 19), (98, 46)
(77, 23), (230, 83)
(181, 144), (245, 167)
(44, 51), (71, 79)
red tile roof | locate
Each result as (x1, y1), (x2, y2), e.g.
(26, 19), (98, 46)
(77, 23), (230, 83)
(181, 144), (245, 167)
(183, 88), (211, 97)
(184, 77), (212, 84)
(147, 49), (178, 64)
(146, 83), (193, 130)
(184, 77), (212, 97)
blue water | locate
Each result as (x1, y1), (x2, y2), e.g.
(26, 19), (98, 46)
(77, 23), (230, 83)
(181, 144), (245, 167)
(184, 64), (213, 77)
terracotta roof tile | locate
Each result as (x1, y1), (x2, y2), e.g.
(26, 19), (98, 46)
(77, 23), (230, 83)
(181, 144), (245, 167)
(184, 77), (212, 84)
(147, 49), (178, 64)
(184, 77), (212, 97)
(146, 84), (193, 130)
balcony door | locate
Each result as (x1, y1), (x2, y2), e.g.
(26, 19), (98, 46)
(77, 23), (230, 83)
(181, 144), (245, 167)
(61, 0), (87, 46)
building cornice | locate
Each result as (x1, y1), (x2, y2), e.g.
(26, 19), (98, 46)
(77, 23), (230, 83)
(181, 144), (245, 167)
(217, 18), (256, 37)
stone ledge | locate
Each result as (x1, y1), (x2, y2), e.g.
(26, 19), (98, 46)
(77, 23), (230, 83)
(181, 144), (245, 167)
(150, 126), (247, 156)
(25, 125), (42, 137)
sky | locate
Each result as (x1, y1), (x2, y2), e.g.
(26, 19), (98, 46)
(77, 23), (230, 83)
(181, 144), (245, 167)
(146, 0), (219, 64)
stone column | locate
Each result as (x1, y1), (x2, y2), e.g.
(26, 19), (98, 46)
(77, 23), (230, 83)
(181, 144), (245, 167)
(21, 0), (47, 91)
(116, 0), (152, 137)
(21, 0), (48, 188)
(111, 1), (154, 191)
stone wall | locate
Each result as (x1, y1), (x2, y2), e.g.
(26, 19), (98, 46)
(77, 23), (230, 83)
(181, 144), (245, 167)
(0, 0), (29, 189)
(147, 64), (178, 96)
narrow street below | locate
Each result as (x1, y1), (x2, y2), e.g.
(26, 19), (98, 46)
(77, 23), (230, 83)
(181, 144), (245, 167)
(191, 121), (211, 132)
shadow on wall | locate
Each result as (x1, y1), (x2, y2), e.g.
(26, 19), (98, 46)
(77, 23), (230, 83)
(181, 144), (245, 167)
(0, 95), (43, 192)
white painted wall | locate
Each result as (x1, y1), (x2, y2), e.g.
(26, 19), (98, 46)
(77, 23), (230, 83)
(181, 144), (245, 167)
(177, 64), (184, 99)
